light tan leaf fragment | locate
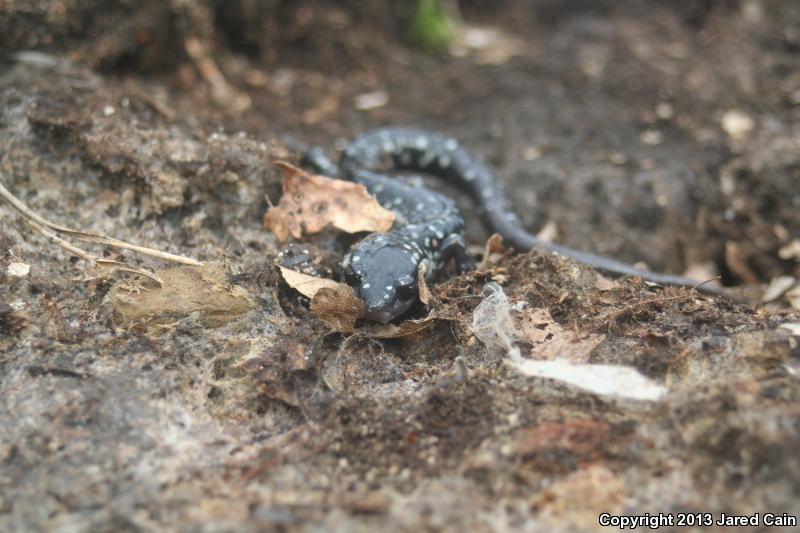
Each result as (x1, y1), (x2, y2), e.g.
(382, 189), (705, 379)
(515, 307), (605, 363)
(310, 286), (365, 332)
(278, 266), (344, 298)
(762, 276), (796, 303)
(594, 273), (620, 291)
(778, 239), (800, 261)
(787, 286), (800, 311)
(533, 465), (627, 531)
(264, 162), (394, 241)
(109, 263), (254, 328)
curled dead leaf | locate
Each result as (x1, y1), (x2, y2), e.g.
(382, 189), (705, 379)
(278, 266), (343, 298)
(279, 266), (365, 331)
(264, 162), (394, 241)
(311, 286), (365, 332)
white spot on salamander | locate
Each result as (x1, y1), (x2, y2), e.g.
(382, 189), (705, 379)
(386, 285), (393, 291)
(415, 136), (429, 149)
(464, 169), (476, 181)
(445, 139), (458, 151)
(352, 255), (360, 262)
(439, 154), (450, 168)
(416, 202), (425, 211)
(362, 282), (371, 289)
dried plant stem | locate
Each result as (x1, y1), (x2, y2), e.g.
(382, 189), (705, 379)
(0, 118), (202, 284)
(24, 217), (164, 285)
(185, 36), (251, 113)
(0, 180), (202, 267)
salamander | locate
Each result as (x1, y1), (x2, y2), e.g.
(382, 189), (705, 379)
(302, 127), (721, 323)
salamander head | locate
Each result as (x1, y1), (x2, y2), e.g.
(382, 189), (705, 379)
(343, 235), (421, 323)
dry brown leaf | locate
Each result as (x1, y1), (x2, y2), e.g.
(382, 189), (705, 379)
(479, 233), (507, 270)
(516, 307), (605, 363)
(264, 162), (394, 241)
(311, 286), (365, 332)
(365, 314), (437, 339)
(279, 266), (365, 331)
(278, 266), (343, 298)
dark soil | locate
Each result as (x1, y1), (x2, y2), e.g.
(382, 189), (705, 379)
(1, 1), (799, 531)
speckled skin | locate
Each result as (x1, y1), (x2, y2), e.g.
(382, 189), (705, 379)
(304, 127), (721, 322)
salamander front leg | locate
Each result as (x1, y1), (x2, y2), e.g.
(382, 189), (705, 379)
(438, 233), (476, 273)
(301, 146), (340, 178)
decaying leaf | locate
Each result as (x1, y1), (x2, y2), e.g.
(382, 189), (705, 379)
(109, 263), (254, 328)
(278, 266), (343, 298)
(762, 275), (796, 303)
(279, 266), (365, 331)
(365, 314), (437, 339)
(516, 307), (605, 363)
(264, 162), (394, 241)
(311, 286), (365, 332)
(594, 273), (620, 291)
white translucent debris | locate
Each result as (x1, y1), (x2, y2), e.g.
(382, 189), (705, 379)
(511, 358), (667, 402)
(470, 282), (521, 361)
(354, 91), (389, 111)
(780, 322), (800, 336)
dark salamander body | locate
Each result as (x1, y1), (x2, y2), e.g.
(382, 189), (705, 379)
(303, 127), (720, 323)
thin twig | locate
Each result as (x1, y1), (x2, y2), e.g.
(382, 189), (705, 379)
(0, 114), (201, 283)
(0, 180), (202, 266)
(24, 217), (164, 285)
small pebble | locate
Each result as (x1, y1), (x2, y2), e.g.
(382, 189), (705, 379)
(640, 130), (663, 145)
(7, 262), (30, 277)
(721, 110), (754, 139)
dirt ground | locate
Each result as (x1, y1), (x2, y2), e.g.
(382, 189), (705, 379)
(1, 1), (800, 531)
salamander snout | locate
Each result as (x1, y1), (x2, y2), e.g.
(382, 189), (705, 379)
(343, 236), (421, 323)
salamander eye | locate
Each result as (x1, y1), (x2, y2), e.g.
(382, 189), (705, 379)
(395, 275), (417, 297)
